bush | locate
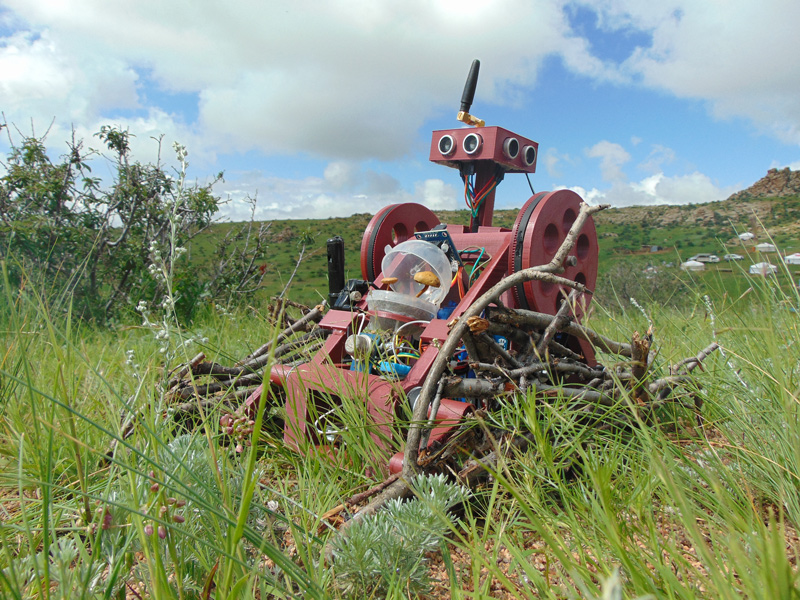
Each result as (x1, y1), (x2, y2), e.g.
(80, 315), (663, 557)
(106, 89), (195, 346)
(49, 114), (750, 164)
(0, 125), (269, 323)
(330, 474), (471, 598)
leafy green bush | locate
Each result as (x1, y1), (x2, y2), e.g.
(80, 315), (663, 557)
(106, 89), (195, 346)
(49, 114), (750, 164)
(0, 125), (269, 323)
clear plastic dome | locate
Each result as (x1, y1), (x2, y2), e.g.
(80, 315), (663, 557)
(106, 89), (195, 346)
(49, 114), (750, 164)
(379, 240), (451, 306)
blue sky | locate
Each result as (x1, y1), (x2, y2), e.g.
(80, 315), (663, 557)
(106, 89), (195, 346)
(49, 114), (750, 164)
(2, 0), (800, 221)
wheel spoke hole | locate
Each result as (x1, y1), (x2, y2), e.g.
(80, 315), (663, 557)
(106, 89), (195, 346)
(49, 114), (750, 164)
(543, 223), (560, 254)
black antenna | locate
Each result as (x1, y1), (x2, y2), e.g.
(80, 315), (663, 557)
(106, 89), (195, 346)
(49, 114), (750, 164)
(460, 59), (480, 113)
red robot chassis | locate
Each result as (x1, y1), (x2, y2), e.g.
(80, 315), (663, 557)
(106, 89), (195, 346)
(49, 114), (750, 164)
(243, 60), (599, 473)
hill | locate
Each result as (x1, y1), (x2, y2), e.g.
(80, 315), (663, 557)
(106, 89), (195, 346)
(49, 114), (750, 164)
(188, 169), (800, 307)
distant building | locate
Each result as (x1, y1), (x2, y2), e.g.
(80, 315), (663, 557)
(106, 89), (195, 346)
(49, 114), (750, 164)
(755, 242), (777, 253)
(749, 262), (777, 275)
(738, 232), (755, 241)
(784, 253), (800, 265)
(681, 260), (705, 272)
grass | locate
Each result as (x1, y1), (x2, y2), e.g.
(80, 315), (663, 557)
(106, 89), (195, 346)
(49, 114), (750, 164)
(184, 196), (800, 308)
(2, 252), (800, 599)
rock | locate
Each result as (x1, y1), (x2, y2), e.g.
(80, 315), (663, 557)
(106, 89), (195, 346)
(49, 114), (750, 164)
(729, 168), (800, 200)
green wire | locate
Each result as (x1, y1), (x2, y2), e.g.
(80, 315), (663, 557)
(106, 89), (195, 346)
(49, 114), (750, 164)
(469, 247), (486, 281)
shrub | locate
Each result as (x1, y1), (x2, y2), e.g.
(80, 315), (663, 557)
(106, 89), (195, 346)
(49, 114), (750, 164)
(0, 125), (269, 323)
(330, 473), (471, 598)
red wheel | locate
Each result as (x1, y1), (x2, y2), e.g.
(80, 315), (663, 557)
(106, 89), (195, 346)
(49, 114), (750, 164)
(360, 203), (440, 282)
(508, 189), (598, 316)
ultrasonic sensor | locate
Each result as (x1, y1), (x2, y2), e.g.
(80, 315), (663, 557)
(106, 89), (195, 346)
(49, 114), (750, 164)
(438, 134), (455, 156)
(523, 145), (537, 166)
(503, 137), (520, 159)
(463, 132), (482, 155)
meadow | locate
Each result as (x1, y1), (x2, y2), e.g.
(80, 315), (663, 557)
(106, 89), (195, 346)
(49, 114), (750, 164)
(2, 246), (800, 599)
(186, 196), (800, 309)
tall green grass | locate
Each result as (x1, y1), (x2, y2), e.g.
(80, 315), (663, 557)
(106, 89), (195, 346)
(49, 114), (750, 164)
(2, 255), (800, 599)
(0, 263), (328, 599)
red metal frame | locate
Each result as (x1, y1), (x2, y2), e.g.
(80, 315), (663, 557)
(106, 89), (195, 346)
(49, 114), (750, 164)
(241, 120), (598, 470)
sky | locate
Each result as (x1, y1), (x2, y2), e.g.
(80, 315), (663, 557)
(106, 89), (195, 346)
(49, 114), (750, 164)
(2, 0), (800, 222)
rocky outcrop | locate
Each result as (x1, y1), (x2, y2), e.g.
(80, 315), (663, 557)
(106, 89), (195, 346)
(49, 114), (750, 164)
(728, 167), (800, 200)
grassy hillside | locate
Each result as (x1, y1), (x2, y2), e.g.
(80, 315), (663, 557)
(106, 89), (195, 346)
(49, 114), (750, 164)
(188, 194), (800, 308)
(3, 183), (800, 598)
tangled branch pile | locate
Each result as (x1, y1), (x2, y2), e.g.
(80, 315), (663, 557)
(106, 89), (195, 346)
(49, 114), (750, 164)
(165, 202), (718, 523)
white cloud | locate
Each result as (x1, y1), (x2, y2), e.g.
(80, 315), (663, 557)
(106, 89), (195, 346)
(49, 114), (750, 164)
(418, 179), (458, 210)
(582, 1), (800, 144)
(323, 161), (361, 191)
(215, 164), (456, 221)
(638, 144), (676, 174)
(4, 0), (800, 219)
(543, 147), (578, 178)
(0, 29), (139, 121)
(586, 140), (631, 182)
(567, 171), (736, 208)
(0, 0), (602, 162)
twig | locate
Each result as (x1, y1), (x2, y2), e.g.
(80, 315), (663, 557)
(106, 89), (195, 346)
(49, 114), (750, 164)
(167, 352), (205, 389)
(278, 242), (307, 300)
(477, 332), (522, 368)
(630, 330), (652, 405)
(176, 372), (262, 400)
(242, 304), (325, 364)
(671, 342), (720, 375)
(486, 306), (632, 357)
(347, 473), (402, 506)
(404, 202), (608, 479)
(536, 288), (581, 356)
(419, 379), (446, 450)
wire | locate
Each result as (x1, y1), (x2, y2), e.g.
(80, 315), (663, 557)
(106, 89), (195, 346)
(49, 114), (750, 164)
(525, 172), (535, 196)
(392, 319), (430, 363)
(470, 254), (492, 283)
(463, 173), (500, 217)
(468, 247), (486, 281)
(469, 178), (498, 217)
(463, 175), (474, 211)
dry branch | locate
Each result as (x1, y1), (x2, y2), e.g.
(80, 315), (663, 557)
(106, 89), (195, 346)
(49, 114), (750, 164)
(404, 202), (608, 479)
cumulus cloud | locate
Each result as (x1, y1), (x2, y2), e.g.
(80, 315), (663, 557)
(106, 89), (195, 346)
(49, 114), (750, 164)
(0, 0), (602, 162)
(566, 171), (736, 207)
(638, 144), (676, 174)
(586, 140), (630, 182)
(543, 147), (578, 178)
(0, 29), (139, 121)
(3, 0), (800, 219)
(417, 179), (458, 210)
(216, 164), (456, 221)
(582, 0), (800, 144)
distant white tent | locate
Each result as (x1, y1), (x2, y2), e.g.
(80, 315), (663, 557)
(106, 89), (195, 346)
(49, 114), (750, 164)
(738, 232), (755, 241)
(785, 253), (800, 265)
(755, 242), (777, 252)
(681, 260), (705, 272)
(749, 262), (778, 275)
